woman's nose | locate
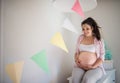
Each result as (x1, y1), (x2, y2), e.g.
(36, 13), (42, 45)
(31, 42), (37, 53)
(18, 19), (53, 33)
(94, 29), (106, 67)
(84, 30), (86, 32)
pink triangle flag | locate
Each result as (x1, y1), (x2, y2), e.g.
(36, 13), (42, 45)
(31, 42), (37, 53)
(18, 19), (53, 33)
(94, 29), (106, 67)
(72, 0), (85, 18)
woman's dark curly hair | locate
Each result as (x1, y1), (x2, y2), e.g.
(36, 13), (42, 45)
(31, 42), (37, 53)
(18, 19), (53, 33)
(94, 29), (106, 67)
(81, 17), (101, 41)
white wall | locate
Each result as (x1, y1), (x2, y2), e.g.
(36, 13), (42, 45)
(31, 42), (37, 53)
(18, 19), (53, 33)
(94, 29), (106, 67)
(1, 0), (77, 83)
(1, 0), (120, 83)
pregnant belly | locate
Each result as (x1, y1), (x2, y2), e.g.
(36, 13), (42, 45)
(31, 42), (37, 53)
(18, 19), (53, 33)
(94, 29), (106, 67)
(78, 52), (97, 66)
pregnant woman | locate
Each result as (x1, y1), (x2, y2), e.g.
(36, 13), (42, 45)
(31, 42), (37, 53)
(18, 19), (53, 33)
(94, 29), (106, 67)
(72, 17), (106, 83)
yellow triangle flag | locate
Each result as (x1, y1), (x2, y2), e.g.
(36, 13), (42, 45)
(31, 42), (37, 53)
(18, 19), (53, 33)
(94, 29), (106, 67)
(50, 32), (68, 53)
(5, 61), (24, 83)
(14, 61), (24, 83)
(6, 64), (17, 83)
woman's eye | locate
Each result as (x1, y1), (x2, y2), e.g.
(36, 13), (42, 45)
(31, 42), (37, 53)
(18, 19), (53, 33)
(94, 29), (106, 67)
(86, 28), (90, 30)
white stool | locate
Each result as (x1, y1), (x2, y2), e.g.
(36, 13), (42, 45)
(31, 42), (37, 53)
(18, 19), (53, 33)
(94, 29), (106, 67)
(67, 69), (115, 83)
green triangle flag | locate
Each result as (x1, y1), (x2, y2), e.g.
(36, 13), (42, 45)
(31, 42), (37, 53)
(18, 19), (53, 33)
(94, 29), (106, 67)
(31, 50), (49, 73)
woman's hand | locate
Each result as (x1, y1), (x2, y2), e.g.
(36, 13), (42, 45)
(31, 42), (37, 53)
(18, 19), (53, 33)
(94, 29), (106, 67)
(74, 53), (81, 67)
(82, 65), (96, 70)
(74, 52), (96, 70)
(75, 60), (84, 69)
(83, 65), (93, 70)
(83, 58), (103, 70)
(75, 59), (94, 70)
(74, 52), (89, 69)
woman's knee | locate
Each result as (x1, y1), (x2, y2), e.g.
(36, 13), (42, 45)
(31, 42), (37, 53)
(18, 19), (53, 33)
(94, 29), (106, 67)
(72, 67), (85, 76)
(81, 68), (103, 83)
(72, 67), (85, 83)
(82, 75), (95, 83)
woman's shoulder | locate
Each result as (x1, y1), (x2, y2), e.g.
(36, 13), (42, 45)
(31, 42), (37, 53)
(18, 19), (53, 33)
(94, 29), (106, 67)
(94, 37), (104, 45)
(77, 34), (84, 40)
(76, 34), (84, 44)
(99, 38), (104, 43)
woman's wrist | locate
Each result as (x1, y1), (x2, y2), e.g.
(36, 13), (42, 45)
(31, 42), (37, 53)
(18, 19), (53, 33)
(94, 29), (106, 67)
(92, 64), (97, 69)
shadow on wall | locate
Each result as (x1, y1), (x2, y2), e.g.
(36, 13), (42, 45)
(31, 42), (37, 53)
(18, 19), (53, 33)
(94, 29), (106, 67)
(56, 30), (77, 83)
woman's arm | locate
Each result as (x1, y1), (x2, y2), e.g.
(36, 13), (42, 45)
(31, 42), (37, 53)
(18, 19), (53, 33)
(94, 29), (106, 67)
(84, 58), (103, 70)
(87, 39), (105, 70)
(93, 39), (105, 67)
(74, 53), (89, 70)
(92, 58), (103, 68)
(74, 52), (84, 68)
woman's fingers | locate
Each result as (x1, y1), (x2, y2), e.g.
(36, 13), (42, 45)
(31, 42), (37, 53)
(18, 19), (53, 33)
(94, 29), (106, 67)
(75, 60), (80, 67)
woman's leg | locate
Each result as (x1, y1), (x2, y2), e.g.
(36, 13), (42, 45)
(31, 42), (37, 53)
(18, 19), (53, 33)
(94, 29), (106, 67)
(81, 67), (103, 83)
(72, 67), (85, 83)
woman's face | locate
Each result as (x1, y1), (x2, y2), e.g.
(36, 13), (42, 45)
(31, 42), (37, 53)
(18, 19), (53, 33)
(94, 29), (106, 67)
(82, 23), (93, 37)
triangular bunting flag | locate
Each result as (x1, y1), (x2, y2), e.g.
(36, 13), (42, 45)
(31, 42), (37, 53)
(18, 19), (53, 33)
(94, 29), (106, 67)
(50, 32), (68, 53)
(5, 61), (24, 83)
(72, 0), (85, 18)
(6, 64), (17, 83)
(31, 50), (49, 73)
(14, 61), (24, 83)
(62, 17), (78, 34)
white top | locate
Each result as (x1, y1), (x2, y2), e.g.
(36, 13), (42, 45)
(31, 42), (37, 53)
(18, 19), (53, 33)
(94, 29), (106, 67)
(79, 44), (96, 53)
